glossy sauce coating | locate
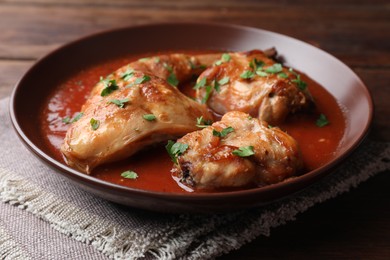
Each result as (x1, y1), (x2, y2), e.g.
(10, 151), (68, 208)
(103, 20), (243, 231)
(41, 52), (345, 193)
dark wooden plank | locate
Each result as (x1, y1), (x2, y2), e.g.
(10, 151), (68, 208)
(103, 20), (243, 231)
(0, 3), (388, 64)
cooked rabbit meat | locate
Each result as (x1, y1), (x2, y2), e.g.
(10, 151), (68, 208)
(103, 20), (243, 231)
(173, 111), (303, 189)
(195, 50), (314, 125)
(61, 69), (212, 173)
(131, 53), (221, 84)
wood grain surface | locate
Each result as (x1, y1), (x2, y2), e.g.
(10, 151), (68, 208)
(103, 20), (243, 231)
(1, 0), (389, 259)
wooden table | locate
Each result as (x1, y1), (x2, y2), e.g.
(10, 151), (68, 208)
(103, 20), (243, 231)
(1, 0), (389, 258)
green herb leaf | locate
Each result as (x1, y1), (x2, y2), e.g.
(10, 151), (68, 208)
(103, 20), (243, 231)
(108, 98), (130, 108)
(249, 58), (265, 70)
(121, 170), (138, 179)
(90, 118), (100, 130)
(196, 116), (213, 128)
(213, 126), (234, 138)
(201, 85), (213, 104)
(120, 68), (134, 81)
(232, 146), (255, 157)
(316, 114), (329, 127)
(240, 70), (255, 79)
(134, 75), (151, 85)
(100, 79), (119, 97)
(165, 140), (189, 164)
(143, 114), (156, 121)
(138, 57), (150, 62)
(256, 70), (269, 77)
(213, 80), (220, 93)
(292, 78), (308, 90)
(167, 72), (179, 87)
(218, 77), (230, 86)
(277, 72), (288, 79)
(265, 63), (283, 74)
(215, 53), (231, 65)
(193, 77), (207, 90)
(63, 112), (84, 124)
(154, 57), (160, 63)
(163, 63), (173, 73)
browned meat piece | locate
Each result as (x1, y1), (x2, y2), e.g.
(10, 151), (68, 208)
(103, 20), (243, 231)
(195, 50), (314, 125)
(61, 66), (213, 174)
(171, 111), (303, 189)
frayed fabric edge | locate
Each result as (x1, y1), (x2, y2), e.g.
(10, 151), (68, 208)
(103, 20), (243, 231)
(0, 168), (177, 260)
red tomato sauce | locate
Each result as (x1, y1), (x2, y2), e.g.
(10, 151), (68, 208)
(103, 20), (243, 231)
(40, 52), (345, 193)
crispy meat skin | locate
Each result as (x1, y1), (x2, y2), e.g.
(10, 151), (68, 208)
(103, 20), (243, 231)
(61, 54), (216, 173)
(175, 111), (303, 189)
(196, 50), (314, 125)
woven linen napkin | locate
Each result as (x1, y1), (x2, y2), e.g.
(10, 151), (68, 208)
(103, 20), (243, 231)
(1, 97), (389, 260)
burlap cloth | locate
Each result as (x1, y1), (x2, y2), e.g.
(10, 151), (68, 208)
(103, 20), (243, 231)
(1, 97), (389, 259)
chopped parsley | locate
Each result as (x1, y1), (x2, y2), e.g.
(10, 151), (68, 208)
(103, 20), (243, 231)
(240, 70), (255, 79)
(90, 118), (100, 130)
(201, 85), (213, 104)
(249, 58), (265, 70)
(100, 78), (119, 97)
(154, 57), (160, 63)
(289, 68), (308, 90)
(165, 140), (189, 164)
(196, 116), (213, 128)
(256, 70), (269, 77)
(108, 98), (129, 108)
(120, 68), (134, 81)
(143, 114), (156, 121)
(265, 63), (283, 74)
(121, 170), (138, 179)
(316, 114), (329, 127)
(232, 146), (255, 157)
(189, 60), (207, 70)
(212, 126), (234, 138)
(163, 63), (173, 72)
(218, 76), (230, 86)
(277, 72), (288, 79)
(193, 77), (207, 90)
(62, 112), (83, 124)
(135, 75), (151, 84)
(167, 72), (179, 87)
(215, 53), (231, 65)
(138, 57), (150, 62)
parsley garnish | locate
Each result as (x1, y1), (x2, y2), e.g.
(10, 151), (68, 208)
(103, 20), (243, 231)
(90, 118), (100, 130)
(193, 77), (207, 90)
(256, 70), (269, 77)
(138, 57), (150, 62)
(108, 98), (129, 108)
(202, 85), (213, 104)
(120, 68), (134, 81)
(232, 146), (255, 157)
(167, 72), (179, 87)
(218, 77), (230, 86)
(249, 58), (265, 70)
(100, 78), (119, 97)
(154, 57), (160, 63)
(240, 70), (255, 79)
(212, 126), (234, 138)
(165, 140), (189, 164)
(143, 114), (156, 121)
(265, 63), (283, 74)
(289, 68), (308, 90)
(135, 75), (151, 84)
(196, 116), (213, 128)
(215, 53), (231, 65)
(163, 63), (173, 72)
(316, 114), (329, 127)
(121, 170), (138, 179)
(277, 72), (288, 79)
(62, 112), (83, 124)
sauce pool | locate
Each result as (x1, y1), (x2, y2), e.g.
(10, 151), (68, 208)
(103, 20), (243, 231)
(40, 52), (346, 193)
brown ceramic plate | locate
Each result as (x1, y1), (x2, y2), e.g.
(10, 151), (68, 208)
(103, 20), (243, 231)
(10, 23), (373, 213)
